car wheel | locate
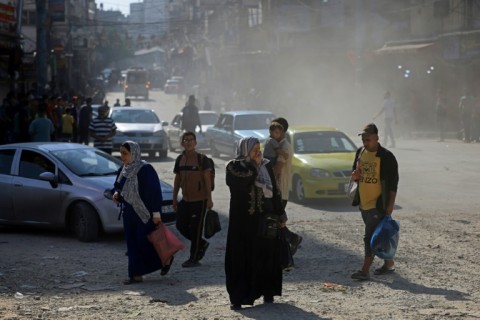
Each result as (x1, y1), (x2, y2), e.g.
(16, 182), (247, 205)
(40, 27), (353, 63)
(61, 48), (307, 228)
(210, 140), (219, 157)
(159, 150), (168, 158)
(70, 202), (100, 242)
(293, 175), (306, 203)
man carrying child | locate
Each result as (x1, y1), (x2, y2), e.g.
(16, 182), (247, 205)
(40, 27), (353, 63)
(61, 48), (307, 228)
(263, 118), (303, 257)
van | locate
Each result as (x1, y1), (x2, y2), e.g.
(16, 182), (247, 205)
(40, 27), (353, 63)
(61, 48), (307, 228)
(124, 68), (150, 100)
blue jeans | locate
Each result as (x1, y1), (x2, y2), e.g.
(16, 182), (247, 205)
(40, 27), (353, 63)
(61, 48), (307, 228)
(360, 208), (385, 257)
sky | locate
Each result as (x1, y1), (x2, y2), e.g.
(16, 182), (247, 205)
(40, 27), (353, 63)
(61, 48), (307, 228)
(100, 0), (139, 16)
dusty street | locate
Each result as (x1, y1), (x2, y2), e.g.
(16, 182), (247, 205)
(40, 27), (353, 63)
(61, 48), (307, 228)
(1, 137), (480, 319)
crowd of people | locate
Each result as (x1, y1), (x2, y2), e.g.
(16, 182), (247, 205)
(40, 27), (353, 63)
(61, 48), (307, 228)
(0, 91), (124, 146)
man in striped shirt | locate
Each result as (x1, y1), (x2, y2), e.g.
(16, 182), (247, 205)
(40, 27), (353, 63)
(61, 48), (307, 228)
(89, 105), (117, 154)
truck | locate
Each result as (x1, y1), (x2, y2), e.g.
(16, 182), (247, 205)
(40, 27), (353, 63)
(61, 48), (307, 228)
(124, 68), (150, 100)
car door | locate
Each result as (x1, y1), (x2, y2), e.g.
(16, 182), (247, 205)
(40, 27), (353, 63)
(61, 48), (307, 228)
(216, 114), (235, 155)
(12, 149), (63, 224)
(0, 148), (16, 221)
(168, 114), (183, 150)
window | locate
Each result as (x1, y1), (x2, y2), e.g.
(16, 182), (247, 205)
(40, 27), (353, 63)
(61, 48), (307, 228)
(18, 150), (55, 180)
(0, 149), (15, 175)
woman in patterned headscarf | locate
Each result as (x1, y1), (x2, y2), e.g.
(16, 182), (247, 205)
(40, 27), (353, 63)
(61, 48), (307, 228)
(224, 137), (287, 310)
(112, 141), (170, 285)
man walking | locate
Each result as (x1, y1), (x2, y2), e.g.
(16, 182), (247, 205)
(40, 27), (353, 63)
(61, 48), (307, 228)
(78, 97), (93, 145)
(271, 117), (303, 256)
(374, 91), (397, 148)
(89, 105), (117, 154)
(350, 123), (399, 281)
(181, 95), (202, 133)
(173, 131), (213, 268)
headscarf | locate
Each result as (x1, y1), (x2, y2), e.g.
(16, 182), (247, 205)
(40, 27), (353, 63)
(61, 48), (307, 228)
(236, 137), (273, 198)
(117, 141), (151, 223)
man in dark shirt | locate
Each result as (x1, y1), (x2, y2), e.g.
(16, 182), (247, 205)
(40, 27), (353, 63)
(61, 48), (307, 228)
(181, 95), (202, 133)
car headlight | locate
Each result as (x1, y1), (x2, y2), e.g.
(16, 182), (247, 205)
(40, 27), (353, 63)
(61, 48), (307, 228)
(153, 130), (166, 137)
(310, 168), (330, 178)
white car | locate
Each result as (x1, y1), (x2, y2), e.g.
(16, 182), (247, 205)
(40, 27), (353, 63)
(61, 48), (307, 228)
(166, 110), (218, 152)
(109, 107), (169, 158)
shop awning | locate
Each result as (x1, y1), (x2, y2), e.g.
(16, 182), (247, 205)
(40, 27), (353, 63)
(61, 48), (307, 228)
(374, 42), (434, 55)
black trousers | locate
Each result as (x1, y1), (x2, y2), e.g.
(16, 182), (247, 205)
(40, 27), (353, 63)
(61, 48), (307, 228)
(176, 199), (208, 261)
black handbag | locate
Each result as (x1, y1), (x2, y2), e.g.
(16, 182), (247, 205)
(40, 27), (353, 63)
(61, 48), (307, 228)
(280, 228), (294, 271)
(204, 210), (221, 239)
(258, 213), (280, 239)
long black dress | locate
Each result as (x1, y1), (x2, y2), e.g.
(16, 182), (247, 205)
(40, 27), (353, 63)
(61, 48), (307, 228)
(225, 159), (286, 306)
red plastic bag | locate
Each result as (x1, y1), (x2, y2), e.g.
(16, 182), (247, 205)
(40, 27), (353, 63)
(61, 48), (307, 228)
(147, 223), (185, 265)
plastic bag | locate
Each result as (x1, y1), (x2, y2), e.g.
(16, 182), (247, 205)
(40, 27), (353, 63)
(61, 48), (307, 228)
(370, 215), (400, 260)
(147, 223), (185, 265)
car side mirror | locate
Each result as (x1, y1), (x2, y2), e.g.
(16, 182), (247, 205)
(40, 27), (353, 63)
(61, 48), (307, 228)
(39, 171), (58, 188)
(224, 124), (233, 132)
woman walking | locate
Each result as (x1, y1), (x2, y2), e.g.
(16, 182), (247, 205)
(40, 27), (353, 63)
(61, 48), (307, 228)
(225, 137), (286, 309)
(113, 141), (173, 284)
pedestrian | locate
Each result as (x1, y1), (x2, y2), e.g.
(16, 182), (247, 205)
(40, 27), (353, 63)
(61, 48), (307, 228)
(89, 105), (117, 154)
(28, 102), (55, 142)
(114, 99), (121, 107)
(373, 91), (397, 148)
(435, 89), (447, 142)
(112, 141), (172, 285)
(225, 137), (286, 310)
(78, 97), (93, 145)
(458, 88), (476, 143)
(270, 117), (303, 256)
(124, 98), (131, 107)
(181, 95), (202, 133)
(173, 131), (213, 268)
(263, 122), (288, 169)
(203, 96), (212, 111)
(350, 123), (399, 281)
(61, 107), (75, 142)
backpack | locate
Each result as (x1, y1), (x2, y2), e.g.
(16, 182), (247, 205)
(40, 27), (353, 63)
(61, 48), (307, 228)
(198, 153), (215, 191)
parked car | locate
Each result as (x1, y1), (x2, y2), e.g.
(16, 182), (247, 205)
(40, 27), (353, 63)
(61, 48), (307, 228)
(166, 110), (218, 152)
(163, 79), (180, 94)
(0, 143), (176, 242)
(109, 107), (169, 158)
(205, 110), (276, 157)
(286, 126), (357, 203)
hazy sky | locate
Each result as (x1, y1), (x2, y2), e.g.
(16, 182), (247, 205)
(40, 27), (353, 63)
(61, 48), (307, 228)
(100, 0), (139, 16)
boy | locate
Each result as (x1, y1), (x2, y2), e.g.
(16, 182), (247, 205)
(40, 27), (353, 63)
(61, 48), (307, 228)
(263, 122), (288, 174)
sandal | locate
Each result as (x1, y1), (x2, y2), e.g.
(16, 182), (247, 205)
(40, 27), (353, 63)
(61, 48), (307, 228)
(161, 256), (174, 276)
(123, 276), (143, 285)
(374, 265), (395, 275)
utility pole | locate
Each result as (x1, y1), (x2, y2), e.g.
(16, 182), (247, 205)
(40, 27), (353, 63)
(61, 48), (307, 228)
(36, 0), (48, 97)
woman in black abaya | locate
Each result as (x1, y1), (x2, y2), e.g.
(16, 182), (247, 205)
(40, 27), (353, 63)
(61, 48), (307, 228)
(225, 137), (287, 310)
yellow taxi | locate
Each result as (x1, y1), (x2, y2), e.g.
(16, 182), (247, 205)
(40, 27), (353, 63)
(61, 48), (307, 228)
(286, 126), (357, 202)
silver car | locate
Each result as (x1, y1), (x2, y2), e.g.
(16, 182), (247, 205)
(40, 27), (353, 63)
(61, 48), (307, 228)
(166, 110), (218, 152)
(110, 107), (169, 158)
(0, 143), (176, 242)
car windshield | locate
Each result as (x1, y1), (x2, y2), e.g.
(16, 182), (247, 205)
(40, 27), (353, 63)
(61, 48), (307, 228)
(234, 114), (275, 130)
(52, 148), (122, 177)
(200, 113), (218, 125)
(111, 109), (160, 124)
(293, 131), (357, 154)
